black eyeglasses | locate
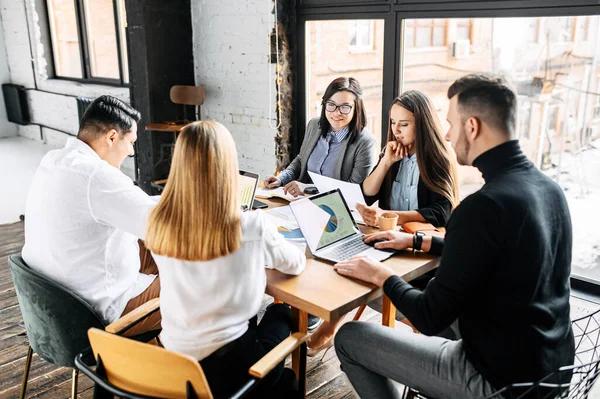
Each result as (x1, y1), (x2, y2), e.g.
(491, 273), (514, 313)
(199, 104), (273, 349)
(325, 101), (353, 115)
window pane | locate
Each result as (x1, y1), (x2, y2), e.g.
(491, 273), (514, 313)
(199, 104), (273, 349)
(401, 16), (600, 282)
(348, 20), (374, 52)
(47, 0), (83, 78)
(83, 0), (120, 80)
(433, 27), (446, 46)
(117, 0), (128, 83)
(307, 20), (385, 149)
(416, 27), (432, 47)
(456, 26), (470, 41)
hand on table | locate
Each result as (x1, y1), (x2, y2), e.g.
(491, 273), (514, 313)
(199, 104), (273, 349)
(334, 255), (395, 287)
(263, 176), (282, 189)
(363, 230), (413, 251)
(283, 181), (307, 198)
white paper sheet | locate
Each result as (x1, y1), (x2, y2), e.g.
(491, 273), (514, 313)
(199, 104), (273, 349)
(289, 197), (331, 252)
(308, 172), (367, 224)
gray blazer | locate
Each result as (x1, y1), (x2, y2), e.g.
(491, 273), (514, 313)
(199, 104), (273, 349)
(284, 117), (377, 184)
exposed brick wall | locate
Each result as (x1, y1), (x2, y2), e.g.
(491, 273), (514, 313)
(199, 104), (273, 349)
(192, 0), (279, 179)
(0, 0), (133, 177)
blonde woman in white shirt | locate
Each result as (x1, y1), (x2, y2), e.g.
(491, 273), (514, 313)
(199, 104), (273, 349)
(145, 121), (306, 399)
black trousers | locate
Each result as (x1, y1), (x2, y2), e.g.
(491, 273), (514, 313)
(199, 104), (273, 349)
(199, 304), (298, 399)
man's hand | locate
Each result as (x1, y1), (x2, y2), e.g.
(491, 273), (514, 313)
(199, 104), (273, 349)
(264, 176), (281, 189)
(355, 203), (382, 227)
(334, 256), (395, 287)
(364, 230), (413, 251)
(283, 181), (306, 197)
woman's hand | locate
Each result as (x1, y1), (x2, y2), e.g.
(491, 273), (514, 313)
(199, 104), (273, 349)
(382, 141), (407, 166)
(364, 231), (413, 251)
(264, 176), (282, 189)
(334, 256), (395, 287)
(283, 181), (306, 197)
(355, 203), (382, 227)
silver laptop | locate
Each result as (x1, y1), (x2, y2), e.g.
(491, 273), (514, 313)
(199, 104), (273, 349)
(289, 189), (394, 263)
(239, 170), (259, 212)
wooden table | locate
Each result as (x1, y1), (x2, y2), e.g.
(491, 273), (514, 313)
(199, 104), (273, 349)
(261, 197), (440, 397)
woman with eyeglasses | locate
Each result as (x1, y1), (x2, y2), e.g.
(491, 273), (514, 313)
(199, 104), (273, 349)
(307, 90), (459, 358)
(263, 77), (377, 198)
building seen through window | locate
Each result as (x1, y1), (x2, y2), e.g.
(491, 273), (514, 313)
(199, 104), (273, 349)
(46, 0), (129, 84)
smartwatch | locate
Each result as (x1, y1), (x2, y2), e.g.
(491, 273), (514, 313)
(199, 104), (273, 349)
(412, 231), (426, 254)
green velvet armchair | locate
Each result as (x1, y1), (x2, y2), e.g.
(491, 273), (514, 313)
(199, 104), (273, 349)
(8, 254), (160, 399)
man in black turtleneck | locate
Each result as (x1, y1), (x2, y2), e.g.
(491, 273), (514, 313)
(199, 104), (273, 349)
(332, 74), (575, 399)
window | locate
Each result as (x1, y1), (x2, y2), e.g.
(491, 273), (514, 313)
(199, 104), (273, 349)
(307, 20), (385, 149)
(405, 19), (446, 48)
(349, 20), (374, 52)
(455, 19), (471, 41)
(401, 15), (600, 282)
(46, 0), (128, 85)
(526, 18), (539, 43)
(576, 16), (590, 41)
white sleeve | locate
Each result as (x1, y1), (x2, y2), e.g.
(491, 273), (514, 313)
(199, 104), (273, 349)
(258, 212), (306, 275)
(87, 164), (156, 239)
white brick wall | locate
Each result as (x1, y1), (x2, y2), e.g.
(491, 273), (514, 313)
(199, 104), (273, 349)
(0, 8), (15, 138)
(192, 0), (279, 179)
(0, 0), (130, 148)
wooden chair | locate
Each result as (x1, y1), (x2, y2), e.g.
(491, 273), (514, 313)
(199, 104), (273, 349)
(7, 254), (160, 399)
(75, 327), (309, 399)
(146, 85), (205, 192)
(145, 85), (205, 135)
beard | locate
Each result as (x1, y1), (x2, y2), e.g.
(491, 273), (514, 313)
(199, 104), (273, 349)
(455, 126), (470, 166)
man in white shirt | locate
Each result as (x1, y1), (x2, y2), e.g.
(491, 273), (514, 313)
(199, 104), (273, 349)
(22, 95), (160, 335)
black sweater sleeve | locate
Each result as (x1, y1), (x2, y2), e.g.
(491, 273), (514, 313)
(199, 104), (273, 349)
(382, 194), (501, 336)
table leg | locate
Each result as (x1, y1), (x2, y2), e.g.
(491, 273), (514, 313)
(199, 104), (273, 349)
(382, 295), (396, 328)
(291, 307), (308, 398)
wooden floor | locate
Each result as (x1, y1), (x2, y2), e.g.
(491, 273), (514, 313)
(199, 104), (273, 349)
(0, 221), (368, 398)
(2, 221), (599, 399)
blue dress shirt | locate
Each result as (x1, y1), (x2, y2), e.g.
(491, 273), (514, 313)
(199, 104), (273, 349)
(389, 153), (420, 211)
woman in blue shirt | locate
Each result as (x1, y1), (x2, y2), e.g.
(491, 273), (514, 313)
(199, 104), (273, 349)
(357, 90), (459, 228)
(263, 77), (377, 197)
(308, 90), (459, 357)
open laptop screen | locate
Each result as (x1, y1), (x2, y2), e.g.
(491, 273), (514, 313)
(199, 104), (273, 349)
(239, 170), (259, 211)
(290, 189), (358, 251)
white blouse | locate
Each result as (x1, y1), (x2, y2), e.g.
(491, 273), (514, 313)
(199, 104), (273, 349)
(154, 210), (306, 361)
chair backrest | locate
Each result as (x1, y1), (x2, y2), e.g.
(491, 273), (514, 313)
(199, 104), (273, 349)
(170, 85), (205, 106)
(477, 308), (600, 399)
(87, 328), (214, 399)
(8, 254), (105, 367)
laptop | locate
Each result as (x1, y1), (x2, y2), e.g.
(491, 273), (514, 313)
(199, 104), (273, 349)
(239, 170), (259, 212)
(289, 189), (395, 263)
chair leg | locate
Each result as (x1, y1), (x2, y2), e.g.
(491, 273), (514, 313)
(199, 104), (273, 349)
(20, 345), (33, 399)
(71, 369), (79, 399)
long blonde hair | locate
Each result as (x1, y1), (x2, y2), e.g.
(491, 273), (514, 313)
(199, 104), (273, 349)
(145, 121), (242, 261)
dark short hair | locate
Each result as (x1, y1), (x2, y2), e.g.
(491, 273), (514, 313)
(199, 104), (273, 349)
(319, 77), (367, 143)
(77, 95), (141, 139)
(447, 74), (517, 138)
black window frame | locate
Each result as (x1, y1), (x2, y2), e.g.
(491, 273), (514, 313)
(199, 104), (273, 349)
(44, 0), (128, 87)
(296, 0), (600, 290)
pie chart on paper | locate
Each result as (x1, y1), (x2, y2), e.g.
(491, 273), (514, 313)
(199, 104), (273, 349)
(319, 204), (338, 233)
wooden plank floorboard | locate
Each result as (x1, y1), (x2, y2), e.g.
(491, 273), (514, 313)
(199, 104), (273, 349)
(2, 221), (599, 398)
